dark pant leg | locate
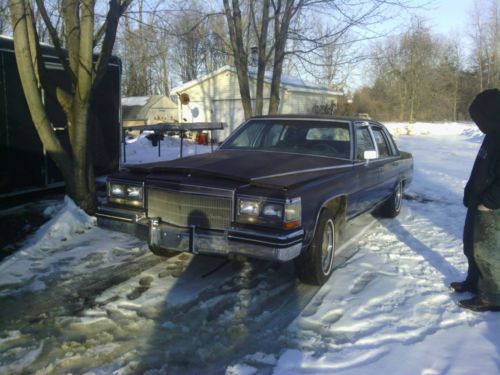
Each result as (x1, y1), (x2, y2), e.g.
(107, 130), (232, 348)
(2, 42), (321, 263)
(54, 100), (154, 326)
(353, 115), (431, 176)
(474, 210), (500, 304)
(464, 208), (480, 288)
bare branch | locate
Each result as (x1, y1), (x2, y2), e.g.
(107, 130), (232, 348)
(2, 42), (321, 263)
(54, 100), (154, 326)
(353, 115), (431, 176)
(34, 0), (75, 83)
(93, 0), (132, 89)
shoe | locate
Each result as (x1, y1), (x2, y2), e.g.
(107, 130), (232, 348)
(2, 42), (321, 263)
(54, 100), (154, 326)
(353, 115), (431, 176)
(449, 281), (477, 293)
(458, 296), (500, 312)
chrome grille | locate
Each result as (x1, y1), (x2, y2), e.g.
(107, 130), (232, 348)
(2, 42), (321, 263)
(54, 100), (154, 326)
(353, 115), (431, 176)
(147, 186), (233, 230)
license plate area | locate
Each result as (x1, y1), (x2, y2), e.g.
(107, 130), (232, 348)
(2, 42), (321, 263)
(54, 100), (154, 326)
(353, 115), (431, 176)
(149, 221), (195, 253)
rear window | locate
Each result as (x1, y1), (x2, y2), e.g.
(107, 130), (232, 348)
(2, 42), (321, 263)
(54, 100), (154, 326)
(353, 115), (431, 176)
(306, 127), (350, 141)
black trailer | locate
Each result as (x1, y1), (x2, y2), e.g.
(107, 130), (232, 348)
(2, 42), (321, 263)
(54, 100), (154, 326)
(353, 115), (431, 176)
(0, 35), (121, 198)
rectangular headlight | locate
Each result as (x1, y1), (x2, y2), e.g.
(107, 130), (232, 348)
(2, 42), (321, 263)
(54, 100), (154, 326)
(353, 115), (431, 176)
(239, 199), (260, 216)
(262, 203), (283, 219)
(107, 181), (144, 207)
(126, 186), (143, 199)
(236, 196), (301, 229)
(110, 183), (126, 197)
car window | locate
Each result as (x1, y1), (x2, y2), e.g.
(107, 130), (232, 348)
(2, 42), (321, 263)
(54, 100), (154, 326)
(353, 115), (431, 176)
(222, 120), (351, 159)
(306, 127), (350, 141)
(384, 128), (398, 155)
(261, 124), (285, 147)
(355, 127), (375, 160)
(371, 127), (391, 157)
(226, 122), (266, 148)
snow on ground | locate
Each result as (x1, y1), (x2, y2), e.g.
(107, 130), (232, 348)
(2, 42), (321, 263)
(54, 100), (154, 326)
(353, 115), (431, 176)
(1, 122), (499, 375)
(122, 133), (212, 165)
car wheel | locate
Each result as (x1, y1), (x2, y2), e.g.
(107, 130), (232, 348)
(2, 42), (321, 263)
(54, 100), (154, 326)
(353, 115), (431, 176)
(295, 209), (336, 285)
(379, 180), (403, 218)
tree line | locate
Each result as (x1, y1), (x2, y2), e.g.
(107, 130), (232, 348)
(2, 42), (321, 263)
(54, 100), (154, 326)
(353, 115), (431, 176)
(349, 0), (500, 123)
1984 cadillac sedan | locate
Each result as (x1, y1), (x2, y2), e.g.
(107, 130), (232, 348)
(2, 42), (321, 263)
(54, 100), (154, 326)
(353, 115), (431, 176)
(97, 116), (413, 285)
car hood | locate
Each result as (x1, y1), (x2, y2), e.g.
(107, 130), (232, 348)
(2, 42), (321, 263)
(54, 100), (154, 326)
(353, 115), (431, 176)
(128, 150), (353, 189)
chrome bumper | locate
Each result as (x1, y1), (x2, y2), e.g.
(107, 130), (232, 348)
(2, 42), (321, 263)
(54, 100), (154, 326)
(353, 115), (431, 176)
(96, 206), (303, 262)
(96, 206), (148, 240)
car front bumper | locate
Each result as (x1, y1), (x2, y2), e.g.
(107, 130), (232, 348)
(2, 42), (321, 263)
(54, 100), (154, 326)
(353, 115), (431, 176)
(96, 206), (303, 262)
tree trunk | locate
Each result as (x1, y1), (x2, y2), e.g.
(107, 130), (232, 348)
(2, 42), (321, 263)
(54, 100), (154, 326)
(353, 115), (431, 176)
(224, 0), (253, 120)
(68, 101), (95, 211)
(9, 0), (130, 213)
(268, 0), (298, 115)
(254, 0), (269, 116)
(8, 0), (74, 181)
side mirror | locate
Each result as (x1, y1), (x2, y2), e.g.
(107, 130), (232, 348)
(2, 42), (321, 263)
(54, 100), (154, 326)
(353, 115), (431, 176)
(363, 150), (378, 161)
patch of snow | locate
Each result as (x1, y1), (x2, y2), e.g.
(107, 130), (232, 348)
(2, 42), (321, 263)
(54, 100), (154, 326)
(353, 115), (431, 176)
(384, 121), (477, 137)
(243, 352), (277, 365)
(42, 203), (62, 217)
(122, 96), (150, 107)
(122, 133), (212, 165)
(0, 342), (43, 374)
(225, 363), (258, 375)
(0, 197), (95, 292)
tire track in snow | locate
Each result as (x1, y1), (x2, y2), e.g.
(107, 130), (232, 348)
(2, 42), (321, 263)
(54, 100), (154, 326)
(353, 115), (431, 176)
(0, 252), (166, 330)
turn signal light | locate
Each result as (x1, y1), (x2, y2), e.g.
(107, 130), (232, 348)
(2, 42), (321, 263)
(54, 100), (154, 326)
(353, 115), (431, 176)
(283, 220), (301, 229)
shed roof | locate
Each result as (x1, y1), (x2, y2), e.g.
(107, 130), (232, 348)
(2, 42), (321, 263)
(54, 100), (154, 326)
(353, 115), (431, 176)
(171, 65), (343, 97)
(122, 95), (177, 121)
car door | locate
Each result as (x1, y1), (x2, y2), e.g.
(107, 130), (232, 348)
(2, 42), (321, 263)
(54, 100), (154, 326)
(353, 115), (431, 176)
(347, 123), (380, 218)
(369, 124), (400, 201)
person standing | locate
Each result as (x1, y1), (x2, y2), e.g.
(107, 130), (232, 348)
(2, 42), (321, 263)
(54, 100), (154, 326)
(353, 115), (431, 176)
(450, 88), (500, 312)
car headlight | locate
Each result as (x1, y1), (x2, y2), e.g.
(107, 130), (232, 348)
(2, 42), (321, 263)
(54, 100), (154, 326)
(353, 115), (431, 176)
(239, 199), (260, 216)
(110, 184), (125, 197)
(236, 196), (301, 229)
(126, 186), (143, 199)
(262, 203), (283, 219)
(107, 181), (144, 206)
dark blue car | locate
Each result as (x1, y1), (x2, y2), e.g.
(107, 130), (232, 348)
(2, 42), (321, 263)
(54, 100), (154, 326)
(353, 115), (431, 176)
(97, 115), (413, 285)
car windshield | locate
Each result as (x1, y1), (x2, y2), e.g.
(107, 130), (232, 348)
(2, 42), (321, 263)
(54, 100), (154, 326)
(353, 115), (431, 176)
(221, 119), (351, 159)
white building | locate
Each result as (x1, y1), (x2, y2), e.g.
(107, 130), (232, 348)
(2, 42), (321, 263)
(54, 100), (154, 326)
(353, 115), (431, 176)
(171, 65), (343, 140)
(122, 95), (178, 128)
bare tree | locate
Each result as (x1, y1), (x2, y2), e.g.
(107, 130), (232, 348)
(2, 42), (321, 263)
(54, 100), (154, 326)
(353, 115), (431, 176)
(171, 6), (209, 81)
(121, 0), (153, 95)
(117, 1), (228, 96)
(357, 19), (473, 122)
(440, 36), (465, 121)
(469, 0), (487, 91)
(0, 0), (9, 34)
(149, 27), (171, 96)
(251, 0), (270, 116)
(223, 0), (253, 119)
(468, 0), (500, 91)
(224, 0), (422, 118)
(8, 0), (131, 212)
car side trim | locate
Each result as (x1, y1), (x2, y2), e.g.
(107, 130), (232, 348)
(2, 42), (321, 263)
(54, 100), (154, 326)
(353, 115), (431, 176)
(251, 164), (352, 181)
(96, 212), (134, 223)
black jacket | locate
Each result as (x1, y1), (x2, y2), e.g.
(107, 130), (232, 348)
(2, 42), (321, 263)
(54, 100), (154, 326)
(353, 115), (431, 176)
(465, 89), (500, 209)
(463, 133), (500, 209)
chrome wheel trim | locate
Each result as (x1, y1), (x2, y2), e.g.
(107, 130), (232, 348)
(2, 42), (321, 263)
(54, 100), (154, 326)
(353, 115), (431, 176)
(394, 181), (403, 212)
(321, 219), (335, 275)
